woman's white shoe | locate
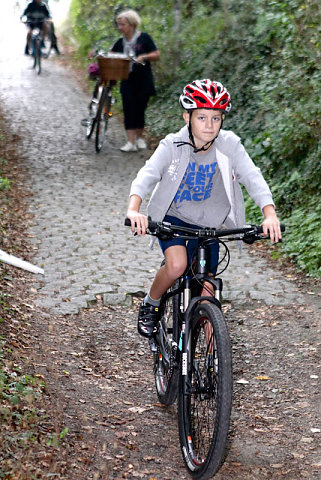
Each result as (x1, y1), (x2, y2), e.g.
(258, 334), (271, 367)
(136, 138), (147, 149)
(120, 141), (138, 152)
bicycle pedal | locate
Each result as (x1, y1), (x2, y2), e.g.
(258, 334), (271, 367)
(148, 337), (158, 353)
(81, 118), (89, 126)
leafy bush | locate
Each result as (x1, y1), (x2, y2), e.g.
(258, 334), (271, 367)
(282, 202), (321, 277)
(0, 177), (11, 191)
(69, 0), (321, 276)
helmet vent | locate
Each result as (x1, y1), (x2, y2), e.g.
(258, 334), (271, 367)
(194, 95), (207, 104)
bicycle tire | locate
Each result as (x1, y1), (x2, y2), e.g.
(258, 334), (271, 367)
(154, 281), (180, 405)
(95, 87), (112, 153)
(86, 83), (102, 139)
(32, 38), (41, 75)
(86, 100), (98, 139)
(178, 302), (232, 479)
(34, 39), (41, 75)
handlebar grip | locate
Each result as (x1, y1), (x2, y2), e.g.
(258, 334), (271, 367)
(124, 217), (159, 232)
(256, 224), (286, 234)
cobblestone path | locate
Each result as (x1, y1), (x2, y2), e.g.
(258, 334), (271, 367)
(0, 5), (318, 317)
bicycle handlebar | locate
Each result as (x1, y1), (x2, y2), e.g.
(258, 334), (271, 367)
(124, 217), (285, 243)
(21, 14), (48, 23)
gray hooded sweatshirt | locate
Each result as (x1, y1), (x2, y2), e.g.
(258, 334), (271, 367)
(130, 125), (274, 230)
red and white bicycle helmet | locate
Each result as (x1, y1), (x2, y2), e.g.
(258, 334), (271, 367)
(180, 79), (231, 113)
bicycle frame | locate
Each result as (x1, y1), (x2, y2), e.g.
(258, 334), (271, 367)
(159, 240), (223, 395)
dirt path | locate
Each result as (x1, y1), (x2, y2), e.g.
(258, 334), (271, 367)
(24, 290), (319, 480)
(0, 4), (320, 480)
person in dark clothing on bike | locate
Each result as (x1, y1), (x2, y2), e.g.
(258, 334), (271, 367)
(22, 0), (60, 55)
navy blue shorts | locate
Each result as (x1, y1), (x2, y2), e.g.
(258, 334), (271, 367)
(158, 215), (219, 276)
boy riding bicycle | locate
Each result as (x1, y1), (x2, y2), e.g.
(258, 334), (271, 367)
(126, 79), (282, 338)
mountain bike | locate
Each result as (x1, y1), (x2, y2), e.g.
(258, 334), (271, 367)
(125, 218), (285, 479)
(84, 55), (130, 153)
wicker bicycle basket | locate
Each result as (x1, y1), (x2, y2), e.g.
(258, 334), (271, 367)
(97, 56), (130, 82)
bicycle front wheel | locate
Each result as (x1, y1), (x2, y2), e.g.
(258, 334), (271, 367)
(86, 83), (102, 139)
(154, 282), (180, 405)
(33, 39), (41, 74)
(95, 88), (112, 153)
(178, 302), (232, 479)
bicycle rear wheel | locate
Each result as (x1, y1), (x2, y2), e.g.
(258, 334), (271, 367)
(154, 281), (180, 405)
(178, 302), (232, 479)
(95, 87), (112, 153)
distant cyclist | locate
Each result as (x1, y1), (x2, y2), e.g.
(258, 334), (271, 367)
(22, 0), (60, 55)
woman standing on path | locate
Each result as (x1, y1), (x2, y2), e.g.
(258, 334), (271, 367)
(111, 9), (160, 152)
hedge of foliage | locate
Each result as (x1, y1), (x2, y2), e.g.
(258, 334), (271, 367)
(69, 0), (321, 276)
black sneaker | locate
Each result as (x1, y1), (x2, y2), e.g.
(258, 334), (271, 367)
(137, 302), (160, 338)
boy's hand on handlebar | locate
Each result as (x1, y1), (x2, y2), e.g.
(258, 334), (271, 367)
(126, 210), (148, 235)
(261, 205), (282, 243)
(261, 214), (282, 243)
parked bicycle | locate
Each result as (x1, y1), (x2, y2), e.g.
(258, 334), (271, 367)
(83, 54), (130, 153)
(125, 217), (285, 479)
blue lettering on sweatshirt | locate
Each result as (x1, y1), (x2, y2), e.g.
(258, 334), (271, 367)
(174, 161), (217, 204)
